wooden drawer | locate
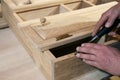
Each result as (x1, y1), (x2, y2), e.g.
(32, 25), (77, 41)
(2, 0), (118, 80)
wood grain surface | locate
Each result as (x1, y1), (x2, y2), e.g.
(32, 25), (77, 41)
(0, 28), (46, 80)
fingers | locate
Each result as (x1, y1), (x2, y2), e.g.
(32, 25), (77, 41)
(108, 32), (116, 36)
(76, 53), (96, 61)
(105, 15), (117, 28)
(75, 43), (105, 69)
(76, 43), (103, 61)
(92, 9), (118, 36)
(76, 47), (97, 55)
(83, 59), (98, 67)
(81, 43), (103, 49)
(76, 54), (99, 68)
(76, 43), (102, 55)
(92, 13), (108, 36)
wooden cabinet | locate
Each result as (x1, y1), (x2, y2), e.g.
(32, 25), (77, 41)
(2, 0), (118, 80)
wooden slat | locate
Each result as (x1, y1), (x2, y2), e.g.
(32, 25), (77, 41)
(8, 0), (81, 12)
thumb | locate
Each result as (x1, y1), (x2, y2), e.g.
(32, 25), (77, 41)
(108, 32), (116, 36)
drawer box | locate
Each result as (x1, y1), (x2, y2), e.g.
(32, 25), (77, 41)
(2, 0), (118, 80)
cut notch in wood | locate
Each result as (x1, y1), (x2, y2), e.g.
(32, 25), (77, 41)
(56, 34), (72, 41)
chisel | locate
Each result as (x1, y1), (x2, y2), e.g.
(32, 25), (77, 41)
(89, 19), (120, 43)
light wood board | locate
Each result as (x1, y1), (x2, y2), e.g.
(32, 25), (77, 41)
(0, 28), (46, 80)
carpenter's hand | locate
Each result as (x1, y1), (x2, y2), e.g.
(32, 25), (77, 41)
(76, 43), (120, 75)
(92, 3), (120, 36)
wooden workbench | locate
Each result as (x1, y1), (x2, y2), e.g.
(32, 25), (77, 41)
(0, 28), (108, 80)
(0, 28), (46, 80)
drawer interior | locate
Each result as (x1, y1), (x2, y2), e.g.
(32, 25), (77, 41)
(50, 36), (92, 58)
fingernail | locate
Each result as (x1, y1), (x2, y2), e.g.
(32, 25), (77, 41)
(108, 32), (115, 36)
(105, 23), (111, 28)
(76, 53), (80, 58)
(76, 47), (80, 51)
(81, 44), (85, 47)
(83, 59), (86, 62)
(92, 33), (95, 36)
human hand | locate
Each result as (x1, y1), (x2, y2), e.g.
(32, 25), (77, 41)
(76, 43), (120, 75)
(92, 3), (120, 36)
